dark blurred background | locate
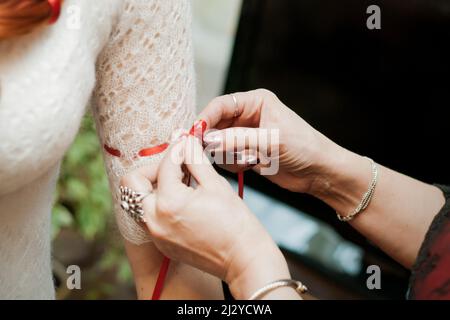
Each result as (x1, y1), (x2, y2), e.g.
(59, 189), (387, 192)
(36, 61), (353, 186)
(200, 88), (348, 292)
(223, 0), (450, 299)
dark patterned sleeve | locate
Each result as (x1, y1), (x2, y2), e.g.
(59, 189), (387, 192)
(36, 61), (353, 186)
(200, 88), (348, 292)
(407, 185), (450, 299)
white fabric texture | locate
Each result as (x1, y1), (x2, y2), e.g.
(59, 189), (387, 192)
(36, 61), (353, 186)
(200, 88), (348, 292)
(93, 0), (196, 244)
(0, 0), (195, 299)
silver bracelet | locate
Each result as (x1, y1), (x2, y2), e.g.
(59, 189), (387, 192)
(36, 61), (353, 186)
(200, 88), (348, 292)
(248, 279), (308, 300)
(336, 157), (378, 222)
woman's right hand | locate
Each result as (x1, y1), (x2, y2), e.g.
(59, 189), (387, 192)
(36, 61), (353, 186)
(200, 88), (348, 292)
(199, 89), (343, 194)
(121, 135), (300, 299)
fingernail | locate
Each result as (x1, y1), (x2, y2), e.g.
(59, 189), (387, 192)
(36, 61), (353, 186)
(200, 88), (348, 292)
(244, 155), (258, 165)
(195, 119), (208, 130)
(203, 132), (222, 144)
(189, 120), (207, 138)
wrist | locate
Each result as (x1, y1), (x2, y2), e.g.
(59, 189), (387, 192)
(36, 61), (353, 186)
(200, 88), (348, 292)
(225, 238), (292, 299)
(286, 129), (350, 195)
(308, 142), (375, 217)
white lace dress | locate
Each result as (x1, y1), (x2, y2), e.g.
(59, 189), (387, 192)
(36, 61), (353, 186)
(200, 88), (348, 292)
(0, 0), (196, 299)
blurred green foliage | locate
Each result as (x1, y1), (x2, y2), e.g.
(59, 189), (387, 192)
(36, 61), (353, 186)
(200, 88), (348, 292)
(52, 114), (112, 240)
(52, 114), (133, 298)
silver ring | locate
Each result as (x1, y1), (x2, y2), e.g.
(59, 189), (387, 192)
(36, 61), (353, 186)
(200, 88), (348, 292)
(230, 94), (239, 118)
(119, 186), (151, 223)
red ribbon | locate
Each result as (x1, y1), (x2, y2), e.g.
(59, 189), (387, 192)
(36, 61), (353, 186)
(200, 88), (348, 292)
(238, 171), (244, 199)
(103, 144), (121, 157)
(138, 143), (169, 157)
(48, 0), (62, 25)
(103, 120), (244, 300)
(151, 256), (171, 300)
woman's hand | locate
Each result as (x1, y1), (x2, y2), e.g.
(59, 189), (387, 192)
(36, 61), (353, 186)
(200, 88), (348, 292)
(121, 136), (300, 299)
(199, 89), (341, 193)
(199, 89), (446, 269)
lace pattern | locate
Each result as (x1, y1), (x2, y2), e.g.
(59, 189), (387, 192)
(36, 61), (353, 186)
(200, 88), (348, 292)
(92, 0), (196, 244)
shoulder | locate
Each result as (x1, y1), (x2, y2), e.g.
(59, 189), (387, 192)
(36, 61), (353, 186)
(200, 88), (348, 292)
(114, 0), (192, 27)
(96, 0), (192, 60)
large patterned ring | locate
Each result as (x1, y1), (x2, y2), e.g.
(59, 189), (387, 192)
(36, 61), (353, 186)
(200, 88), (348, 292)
(119, 186), (151, 223)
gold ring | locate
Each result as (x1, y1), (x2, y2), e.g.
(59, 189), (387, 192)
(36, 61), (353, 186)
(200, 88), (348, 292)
(230, 94), (239, 118)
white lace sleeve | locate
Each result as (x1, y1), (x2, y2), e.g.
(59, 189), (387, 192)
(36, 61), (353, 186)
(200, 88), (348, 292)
(92, 0), (196, 244)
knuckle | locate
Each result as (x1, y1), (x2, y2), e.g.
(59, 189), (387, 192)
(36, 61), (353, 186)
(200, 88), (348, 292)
(144, 205), (169, 241)
(211, 95), (226, 107)
(156, 196), (175, 216)
(120, 169), (141, 188)
(144, 218), (156, 236)
(156, 193), (185, 221)
(119, 174), (132, 187)
(255, 88), (276, 98)
(251, 89), (278, 110)
(149, 224), (166, 242)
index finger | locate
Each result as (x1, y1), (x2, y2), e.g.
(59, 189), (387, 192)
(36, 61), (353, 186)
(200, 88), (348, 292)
(198, 90), (266, 130)
(157, 137), (190, 196)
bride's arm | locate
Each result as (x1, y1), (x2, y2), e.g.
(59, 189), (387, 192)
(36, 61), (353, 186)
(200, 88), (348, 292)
(125, 241), (223, 299)
(91, 0), (223, 299)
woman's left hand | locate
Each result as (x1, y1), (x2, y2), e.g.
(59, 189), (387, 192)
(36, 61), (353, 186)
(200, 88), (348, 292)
(120, 135), (296, 299)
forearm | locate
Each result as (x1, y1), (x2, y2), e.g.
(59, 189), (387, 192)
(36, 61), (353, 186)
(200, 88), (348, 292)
(125, 241), (224, 299)
(310, 142), (445, 268)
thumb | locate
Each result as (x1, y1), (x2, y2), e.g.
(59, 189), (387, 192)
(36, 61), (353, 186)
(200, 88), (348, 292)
(157, 137), (190, 196)
(184, 135), (222, 188)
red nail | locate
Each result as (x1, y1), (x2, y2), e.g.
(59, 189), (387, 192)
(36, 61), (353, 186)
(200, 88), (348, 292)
(189, 120), (207, 141)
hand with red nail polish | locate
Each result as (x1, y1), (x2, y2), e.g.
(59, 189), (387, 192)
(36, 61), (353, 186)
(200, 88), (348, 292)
(199, 89), (336, 193)
(189, 120), (207, 140)
(199, 89), (448, 273)
(122, 136), (298, 300)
